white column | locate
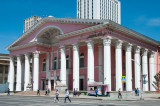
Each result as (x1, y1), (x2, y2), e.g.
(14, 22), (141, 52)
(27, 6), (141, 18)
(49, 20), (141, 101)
(60, 46), (66, 85)
(33, 52), (39, 91)
(134, 46), (141, 89)
(98, 44), (103, 83)
(73, 44), (80, 91)
(16, 55), (22, 91)
(2, 66), (5, 84)
(125, 44), (132, 91)
(7, 65), (10, 83)
(115, 40), (123, 91)
(9, 57), (15, 91)
(103, 37), (111, 91)
(54, 49), (59, 90)
(149, 52), (156, 91)
(87, 40), (94, 85)
(21, 62), (25, 91)
(46, 53), (51, 90)
(24, 54), (30, 91)
(142, 49), (149, 91)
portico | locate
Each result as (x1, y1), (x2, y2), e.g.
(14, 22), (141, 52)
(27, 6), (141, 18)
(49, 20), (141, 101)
(7, 17), (160, 92)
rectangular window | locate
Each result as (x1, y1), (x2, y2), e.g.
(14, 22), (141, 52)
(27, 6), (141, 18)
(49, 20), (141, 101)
(80, 58), (85, 68)
(66, 60), (69, 69)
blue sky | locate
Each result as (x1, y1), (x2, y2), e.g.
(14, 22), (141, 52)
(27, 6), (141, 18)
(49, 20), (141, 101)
(0, 0), (160, 53)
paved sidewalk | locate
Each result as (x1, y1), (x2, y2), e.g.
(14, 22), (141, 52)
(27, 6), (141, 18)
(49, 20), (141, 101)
(1, 92), (160, 101)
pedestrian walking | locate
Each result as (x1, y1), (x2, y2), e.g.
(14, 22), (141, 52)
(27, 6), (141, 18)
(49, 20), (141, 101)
(37, 88), (40, 96)
(7, 88), (10, 95)
(45, 89), (48, 95)
(73, 88), (76, 97)
(95, 88), (98, 97)
(76, 88), (78, 96)
(64, 89), (71, 103)
(135, 88), (137, 96)
(118, 88), (122, 99)
(137, 88), (139, 96)
(54, 89), (59, 102)
(48, 88), (50, 95)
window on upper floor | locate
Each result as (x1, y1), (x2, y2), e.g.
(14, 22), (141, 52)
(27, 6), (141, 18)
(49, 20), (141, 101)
(80, 53), (85, 68)
(66, 55), (69, 69)
(54, 57), (57, 70)
(42, 59), (46, 71)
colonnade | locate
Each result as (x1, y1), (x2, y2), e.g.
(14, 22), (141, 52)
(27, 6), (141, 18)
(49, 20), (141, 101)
(60, 37), (156, 91)
(9, 53), (39, 91)
(8, 37), (156, 92)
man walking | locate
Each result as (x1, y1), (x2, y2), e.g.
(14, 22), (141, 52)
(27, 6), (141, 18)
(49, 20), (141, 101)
(37, 88), (40, 96)
(55, 89), (59, 102)
(135, 88), (137, 96)
(137, 88), (139, 96)
(95, 88), (98, 97)
(64, 89), (71, 103)
(7, 88), (10, 95)
(45, 89), (48, 95)
(118, 88), (122, 99)
(76, 88), (78, 96)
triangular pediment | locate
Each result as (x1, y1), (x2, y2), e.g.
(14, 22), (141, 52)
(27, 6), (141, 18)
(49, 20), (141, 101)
(7, 17), (106, 50)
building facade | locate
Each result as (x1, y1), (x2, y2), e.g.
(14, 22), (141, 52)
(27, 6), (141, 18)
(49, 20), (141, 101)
(0, 53), (10, 84)
(7, 17), (160, 92)
(77, 0), (121, 24)
(23, 15), (42, 33)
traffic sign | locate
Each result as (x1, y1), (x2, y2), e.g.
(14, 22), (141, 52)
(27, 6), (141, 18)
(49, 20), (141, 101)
(143, 80), (148, 84)
(122, 76), (126, 83)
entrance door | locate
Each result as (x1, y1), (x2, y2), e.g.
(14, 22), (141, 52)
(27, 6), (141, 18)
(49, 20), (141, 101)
(80, 79), (84, 91)
(42, 80), (45, 90)
(51, 80), (54, 90)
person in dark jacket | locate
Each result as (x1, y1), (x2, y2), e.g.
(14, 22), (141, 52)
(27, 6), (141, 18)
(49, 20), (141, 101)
(95, 89), (98, 97)
(7, 88), (10, 95)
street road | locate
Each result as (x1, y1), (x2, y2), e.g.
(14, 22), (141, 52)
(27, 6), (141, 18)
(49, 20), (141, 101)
(0, 95), (160, 106)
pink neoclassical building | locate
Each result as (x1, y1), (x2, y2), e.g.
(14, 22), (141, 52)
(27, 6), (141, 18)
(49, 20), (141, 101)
(6, 17), (160, 92)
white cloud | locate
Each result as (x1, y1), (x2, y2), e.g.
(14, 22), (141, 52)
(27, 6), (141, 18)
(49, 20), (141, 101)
(147, 18), (160, 26)
(135, 16), (160, 27)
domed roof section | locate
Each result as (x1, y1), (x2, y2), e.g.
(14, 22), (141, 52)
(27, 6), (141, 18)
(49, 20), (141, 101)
(35, 25), (63, 44)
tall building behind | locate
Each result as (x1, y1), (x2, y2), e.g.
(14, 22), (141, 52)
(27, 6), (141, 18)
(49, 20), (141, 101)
(77, 0), (121, 24)
(23, 15), (42, 33)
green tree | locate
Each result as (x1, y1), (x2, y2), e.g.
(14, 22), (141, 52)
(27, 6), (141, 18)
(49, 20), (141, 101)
(152, 72), (160, 91)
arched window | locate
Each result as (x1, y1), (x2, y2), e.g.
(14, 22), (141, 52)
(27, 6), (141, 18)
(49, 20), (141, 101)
(80, 53), (84, 68)
(54, 57), (57, 70)
(66, 55), (69, 69)
(42, 59), (46, 71)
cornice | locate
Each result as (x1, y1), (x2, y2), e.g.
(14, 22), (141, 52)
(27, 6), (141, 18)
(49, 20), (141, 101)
(8, 42), (51, 51)
(108, 21), (160, 46)
(57, 20), (160, 47)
